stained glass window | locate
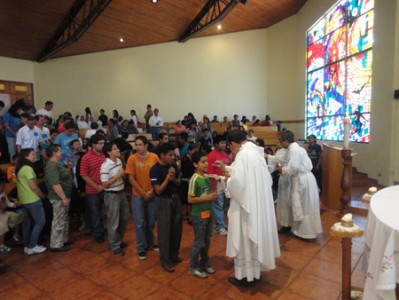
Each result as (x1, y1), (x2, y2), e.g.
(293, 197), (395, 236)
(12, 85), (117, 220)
(306, 0), (374, 143)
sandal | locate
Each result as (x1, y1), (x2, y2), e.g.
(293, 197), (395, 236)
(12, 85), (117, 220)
(0, 244), (11, 253)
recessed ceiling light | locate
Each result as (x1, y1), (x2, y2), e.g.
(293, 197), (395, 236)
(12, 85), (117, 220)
(152, 0), (157, 3)
(217, 24), (222, 30)
(119, 38), (124, 42)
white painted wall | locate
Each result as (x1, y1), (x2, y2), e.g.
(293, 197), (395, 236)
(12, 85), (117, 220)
(0, 57), (34, 83)
(33, 29), (269, 122)
(391, 0), (399, 183)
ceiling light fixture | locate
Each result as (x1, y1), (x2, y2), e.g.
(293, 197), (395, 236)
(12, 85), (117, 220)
(152, 0), (157, 3)
(217, 24), (222, 30)
(119, 38), (124, 42)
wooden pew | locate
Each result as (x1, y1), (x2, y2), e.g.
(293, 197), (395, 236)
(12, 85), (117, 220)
(211, 122), (230, 134)
(247, 126), (280, 147)
(126, 133), (153, 142)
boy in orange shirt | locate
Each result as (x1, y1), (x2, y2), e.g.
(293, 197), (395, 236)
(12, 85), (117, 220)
(6, 154), (18, 183)
(125, 136), (159, 260)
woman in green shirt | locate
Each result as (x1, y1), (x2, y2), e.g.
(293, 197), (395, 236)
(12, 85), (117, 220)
(16, 148), (47, 255)
(44, 144), (73, 251)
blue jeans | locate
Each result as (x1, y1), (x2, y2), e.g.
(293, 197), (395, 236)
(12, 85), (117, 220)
(6, 136), (16, 161)
(131, 195), (157, 251)
(150, 127), (160, 140)
(86, 192), (105, 239)
(189, 215), (213, 269)
(22, 200), (46, 248)
(212, 192), (226, 231)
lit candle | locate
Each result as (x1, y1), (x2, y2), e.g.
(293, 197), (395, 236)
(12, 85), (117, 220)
(343, 115), (350, 148)
(368, 187), (377, 194)
(341, 213), (352, 223)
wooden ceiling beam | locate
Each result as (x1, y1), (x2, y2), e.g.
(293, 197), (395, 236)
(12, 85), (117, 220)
(36, 0), (112, 62)
(178, 0), (246, 43)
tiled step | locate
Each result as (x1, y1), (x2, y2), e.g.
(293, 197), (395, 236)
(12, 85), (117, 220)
(348, 170), (385, 216)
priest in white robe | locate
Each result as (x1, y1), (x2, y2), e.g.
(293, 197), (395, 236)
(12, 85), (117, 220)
(218, 130), (280, 286)
(266, 145), (292, 232)
(278, 130), (322, 239)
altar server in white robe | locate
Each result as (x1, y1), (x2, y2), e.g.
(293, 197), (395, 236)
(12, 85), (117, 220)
(266, 145), (292, 232)
(278, 130), (322, 239)
(217, 130), (280, 286)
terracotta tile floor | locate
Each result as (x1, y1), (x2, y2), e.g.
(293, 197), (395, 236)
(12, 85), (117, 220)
(0, 204), (367, 300)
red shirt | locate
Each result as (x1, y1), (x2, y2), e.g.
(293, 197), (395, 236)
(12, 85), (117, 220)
(207, 149), (231, 190)
(80, 149), (106, 194)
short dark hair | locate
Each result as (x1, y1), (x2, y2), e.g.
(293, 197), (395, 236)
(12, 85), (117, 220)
(47, 144), (61, 158)
(192, 151), (207, 164)
(255, 138), (265, 147)
(45, 101), (54, 106)
(213, 134), (226, 145)
(121, 132), (128, 140)
(26, 115), (35, 122)
(228, 130), (247, 144)
(103, 142), (115, 158)
(90, 122), (99, 129)
(158, 133), (167, 140)
(0, 100), (5, 108)
(64, 120), (76, 130)
(69, 139), (80, 148)
(178, 132), (188, 142)
(157, 143), (175, 156)
(90, 133), (105, 145)
(135, 135), (148, 145)
(188, 142), (198, 152)
(50, 129), (58, 135)
(96, 129), (105, 136)
(281, 130), (295, 143)
(307, 134), (317, 141)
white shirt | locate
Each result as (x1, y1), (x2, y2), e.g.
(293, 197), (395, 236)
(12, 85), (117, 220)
(36, 126), (50, 143)
(100, 158), (124, 191)
(85, 129), (97, 139)
(131, 115), (138, 127)
(148, 115), (163, 127)
(16, 125), (41, 152)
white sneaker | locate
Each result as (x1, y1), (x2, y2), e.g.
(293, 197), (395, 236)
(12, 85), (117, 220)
(36, 245), (46, 252)
(217, 228), (228, 236)
(24, 247), (29, 254)
(189, 268), (208, 279)
(26, 245), (47, 255)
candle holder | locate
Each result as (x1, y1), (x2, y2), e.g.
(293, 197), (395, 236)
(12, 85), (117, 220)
(330, 222), (364, 300)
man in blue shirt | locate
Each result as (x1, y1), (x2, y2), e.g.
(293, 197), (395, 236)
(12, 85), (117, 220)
(54, 121), (79, 167)
(3, 111), (22, 161)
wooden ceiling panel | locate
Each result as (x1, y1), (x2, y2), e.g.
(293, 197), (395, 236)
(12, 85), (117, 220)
(0, 0), (75, 60)
(0, 0), (306, 61)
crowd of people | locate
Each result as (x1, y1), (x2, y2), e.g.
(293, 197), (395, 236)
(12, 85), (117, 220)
(0, 99), (323, 286)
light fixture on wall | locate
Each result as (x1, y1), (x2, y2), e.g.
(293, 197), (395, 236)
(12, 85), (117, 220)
(217, 24), (222, 30)
(152, 0), (157, 3)
(119, 38), (124, 42)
